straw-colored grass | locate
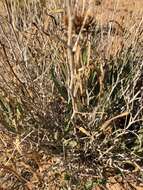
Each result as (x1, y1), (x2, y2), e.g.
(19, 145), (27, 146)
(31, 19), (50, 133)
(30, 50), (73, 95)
(0, 0), (142, 189)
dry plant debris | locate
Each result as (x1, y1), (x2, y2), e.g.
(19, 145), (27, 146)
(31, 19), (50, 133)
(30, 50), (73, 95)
(0, 0), (143, 189)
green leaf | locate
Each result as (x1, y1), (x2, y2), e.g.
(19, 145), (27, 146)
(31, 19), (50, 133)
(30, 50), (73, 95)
(84, 180), (93, 190)
(64, 173), (70, 181)
(50, 64), (68, 101)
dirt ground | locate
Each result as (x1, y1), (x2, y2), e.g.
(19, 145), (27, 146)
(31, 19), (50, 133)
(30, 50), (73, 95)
(94, 0), (143, 24)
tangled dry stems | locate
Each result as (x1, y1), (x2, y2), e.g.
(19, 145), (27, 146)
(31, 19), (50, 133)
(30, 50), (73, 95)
(0, 0), (143, 189)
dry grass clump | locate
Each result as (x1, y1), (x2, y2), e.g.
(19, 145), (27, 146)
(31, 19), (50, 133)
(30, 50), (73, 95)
(0, 0), (143, 189)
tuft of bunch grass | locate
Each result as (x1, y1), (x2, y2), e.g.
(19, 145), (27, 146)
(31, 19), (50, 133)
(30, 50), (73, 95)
(0, 0), (143, 189)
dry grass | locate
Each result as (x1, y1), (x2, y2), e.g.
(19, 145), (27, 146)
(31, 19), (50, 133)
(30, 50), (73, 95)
(0, 0), (143, 189)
